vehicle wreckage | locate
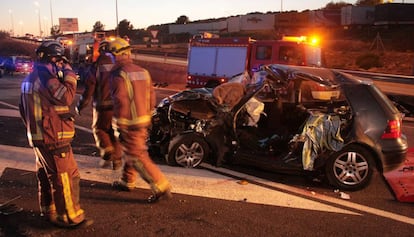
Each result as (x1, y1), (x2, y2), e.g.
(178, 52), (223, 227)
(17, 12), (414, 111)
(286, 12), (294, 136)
(149, 64), (408, 191)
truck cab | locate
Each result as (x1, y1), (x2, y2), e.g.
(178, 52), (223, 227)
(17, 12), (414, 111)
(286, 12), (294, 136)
(186, 36), (323, 88)
(249, 38), (322, 72)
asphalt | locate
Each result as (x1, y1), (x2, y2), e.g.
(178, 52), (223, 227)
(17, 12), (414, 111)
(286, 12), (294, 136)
(1, 83), (414, 236)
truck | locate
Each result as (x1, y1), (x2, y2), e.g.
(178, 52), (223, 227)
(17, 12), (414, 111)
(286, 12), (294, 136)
(186, 36), (323, 88)
(62, 32), (107, 81)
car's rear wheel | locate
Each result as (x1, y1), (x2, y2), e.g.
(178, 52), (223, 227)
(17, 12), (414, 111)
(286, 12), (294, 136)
(325, 145), (375, 191)
(167, 133), (209, 168)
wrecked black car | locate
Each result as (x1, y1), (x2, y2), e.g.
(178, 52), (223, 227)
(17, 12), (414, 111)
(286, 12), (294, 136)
(149, 64), (408, 191)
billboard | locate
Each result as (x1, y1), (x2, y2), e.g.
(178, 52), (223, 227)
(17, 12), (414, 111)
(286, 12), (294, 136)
(59, 18), (79, 32)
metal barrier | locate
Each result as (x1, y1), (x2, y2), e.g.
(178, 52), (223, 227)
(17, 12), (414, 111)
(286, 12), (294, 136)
(337, 69), (414, 85)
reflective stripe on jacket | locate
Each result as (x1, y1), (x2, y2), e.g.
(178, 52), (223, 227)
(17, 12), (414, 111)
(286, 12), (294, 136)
(110, 59), (155, 129)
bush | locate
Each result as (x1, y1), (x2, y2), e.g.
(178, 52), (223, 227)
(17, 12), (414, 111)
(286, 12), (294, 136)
(0, 31), (9, 40)
(356, 53), (383, 70)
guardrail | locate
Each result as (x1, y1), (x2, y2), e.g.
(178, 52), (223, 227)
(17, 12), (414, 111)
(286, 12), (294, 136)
(337, 69), (414, 85)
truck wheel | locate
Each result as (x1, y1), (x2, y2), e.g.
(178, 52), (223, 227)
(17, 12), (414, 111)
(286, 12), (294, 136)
(166, 133), (209, 168)
(325, 145), (375, 191)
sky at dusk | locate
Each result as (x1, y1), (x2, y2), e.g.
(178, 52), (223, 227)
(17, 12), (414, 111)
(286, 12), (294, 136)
(0, 0), (411, 37)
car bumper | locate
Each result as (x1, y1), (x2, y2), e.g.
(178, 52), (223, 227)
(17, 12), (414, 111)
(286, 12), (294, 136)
(381, 137), (408, 172)
(382, 149), (407, 172)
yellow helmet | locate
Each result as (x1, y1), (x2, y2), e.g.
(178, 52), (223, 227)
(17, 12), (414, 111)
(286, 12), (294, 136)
(108, 37), (131, 56)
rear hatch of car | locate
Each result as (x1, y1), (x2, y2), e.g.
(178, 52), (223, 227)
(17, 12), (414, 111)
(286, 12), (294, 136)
(340, 76), (407, 172)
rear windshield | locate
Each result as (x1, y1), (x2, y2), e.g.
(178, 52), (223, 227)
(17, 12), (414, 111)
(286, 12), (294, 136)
(370, 84), (400, 114)
(344, 84), (399, 116)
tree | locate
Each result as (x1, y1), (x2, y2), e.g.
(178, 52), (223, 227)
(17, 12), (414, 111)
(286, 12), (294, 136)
(355, 0), (383, 6)
(176, 15), (190, 24)
(117, 19), (133, 37)
(0, 30), (9, 40)
(92, 21), (105, 32)
(324, 1), (352, 10)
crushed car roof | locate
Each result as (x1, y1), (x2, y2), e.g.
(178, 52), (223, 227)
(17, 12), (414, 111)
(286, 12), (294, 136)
(264, 64), (374, 87)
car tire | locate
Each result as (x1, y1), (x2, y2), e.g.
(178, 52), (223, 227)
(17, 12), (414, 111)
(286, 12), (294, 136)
(325, 145), (375, 191)
(166, 133), (209, 168)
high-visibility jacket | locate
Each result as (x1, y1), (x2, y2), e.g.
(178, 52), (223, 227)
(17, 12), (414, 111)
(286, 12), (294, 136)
(110, 58), (155, 130)
(20, 63), (78, 147)
(78, 54), (114, 111)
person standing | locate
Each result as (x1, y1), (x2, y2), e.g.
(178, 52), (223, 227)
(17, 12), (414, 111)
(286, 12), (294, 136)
(19, 41), (91, 228)
(76, 40), (122, 170)
(108, 37), (172, 203)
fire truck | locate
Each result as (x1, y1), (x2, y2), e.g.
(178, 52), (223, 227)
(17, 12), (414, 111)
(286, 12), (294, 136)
(186, 36), (323, 88)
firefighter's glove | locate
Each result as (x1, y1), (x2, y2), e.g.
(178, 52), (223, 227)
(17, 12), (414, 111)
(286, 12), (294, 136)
(75, 106), (81, 116)
(37, 64), (56, 87)
(75, 98), (84, 116)
(62, 62), (73, 72)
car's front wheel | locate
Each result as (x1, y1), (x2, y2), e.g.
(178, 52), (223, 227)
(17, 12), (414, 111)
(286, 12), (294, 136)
(167, 133), (209, 168)
(325, 145), (375, 191)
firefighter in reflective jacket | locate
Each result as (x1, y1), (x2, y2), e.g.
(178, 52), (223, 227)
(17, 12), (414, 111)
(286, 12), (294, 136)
(19, 41), (91, 228)
(108, 37), (172, 203)
(76, 40), (122, 170)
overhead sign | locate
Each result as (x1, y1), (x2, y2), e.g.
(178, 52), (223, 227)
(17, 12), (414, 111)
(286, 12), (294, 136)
(59, 18), (79, 32)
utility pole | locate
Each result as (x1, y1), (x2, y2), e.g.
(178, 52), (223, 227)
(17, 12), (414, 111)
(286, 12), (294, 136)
(50, 0), (54, 30)
(116, 0), (119, 36)
(8, 9), (14, 37)
(35, 2), (42, 37)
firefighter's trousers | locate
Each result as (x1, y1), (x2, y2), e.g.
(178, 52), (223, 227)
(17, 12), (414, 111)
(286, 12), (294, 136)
(119, 127), (170, 194)
(34, 145), (85, 224)
(92, 108), (122, 161)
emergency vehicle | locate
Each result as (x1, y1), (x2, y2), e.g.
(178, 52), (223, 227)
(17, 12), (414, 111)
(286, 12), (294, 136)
(186, 36), (323, 88)
(69, 32), (106, 65)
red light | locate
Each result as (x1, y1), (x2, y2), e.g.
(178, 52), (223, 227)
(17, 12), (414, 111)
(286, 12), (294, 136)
(381, 119), (401, 139)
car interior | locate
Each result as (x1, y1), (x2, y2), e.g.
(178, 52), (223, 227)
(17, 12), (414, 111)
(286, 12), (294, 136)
(233, 77), (353, 165)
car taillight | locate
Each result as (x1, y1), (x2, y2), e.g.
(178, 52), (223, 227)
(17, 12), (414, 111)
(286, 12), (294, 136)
(381, 119), (401, 139)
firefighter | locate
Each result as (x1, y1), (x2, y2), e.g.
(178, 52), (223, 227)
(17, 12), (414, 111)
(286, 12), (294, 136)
(19, 41), (91, 228)
(108, 37), (172, 203)
(76, 40), (123, 170)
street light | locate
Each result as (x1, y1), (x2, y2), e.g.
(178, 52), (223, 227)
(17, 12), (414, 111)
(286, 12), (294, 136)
(34, 1), (42, 37)
(8, 9), (14, 37)
(49, 0), (54, 29)
(19, 21), (23, 37)
(116, 0), (119, 36)
(43, 17), (48, 37)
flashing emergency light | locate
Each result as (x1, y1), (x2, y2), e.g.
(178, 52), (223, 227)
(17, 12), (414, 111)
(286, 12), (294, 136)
(282, 35), (320, 46)
(309, 36), (320, 46)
